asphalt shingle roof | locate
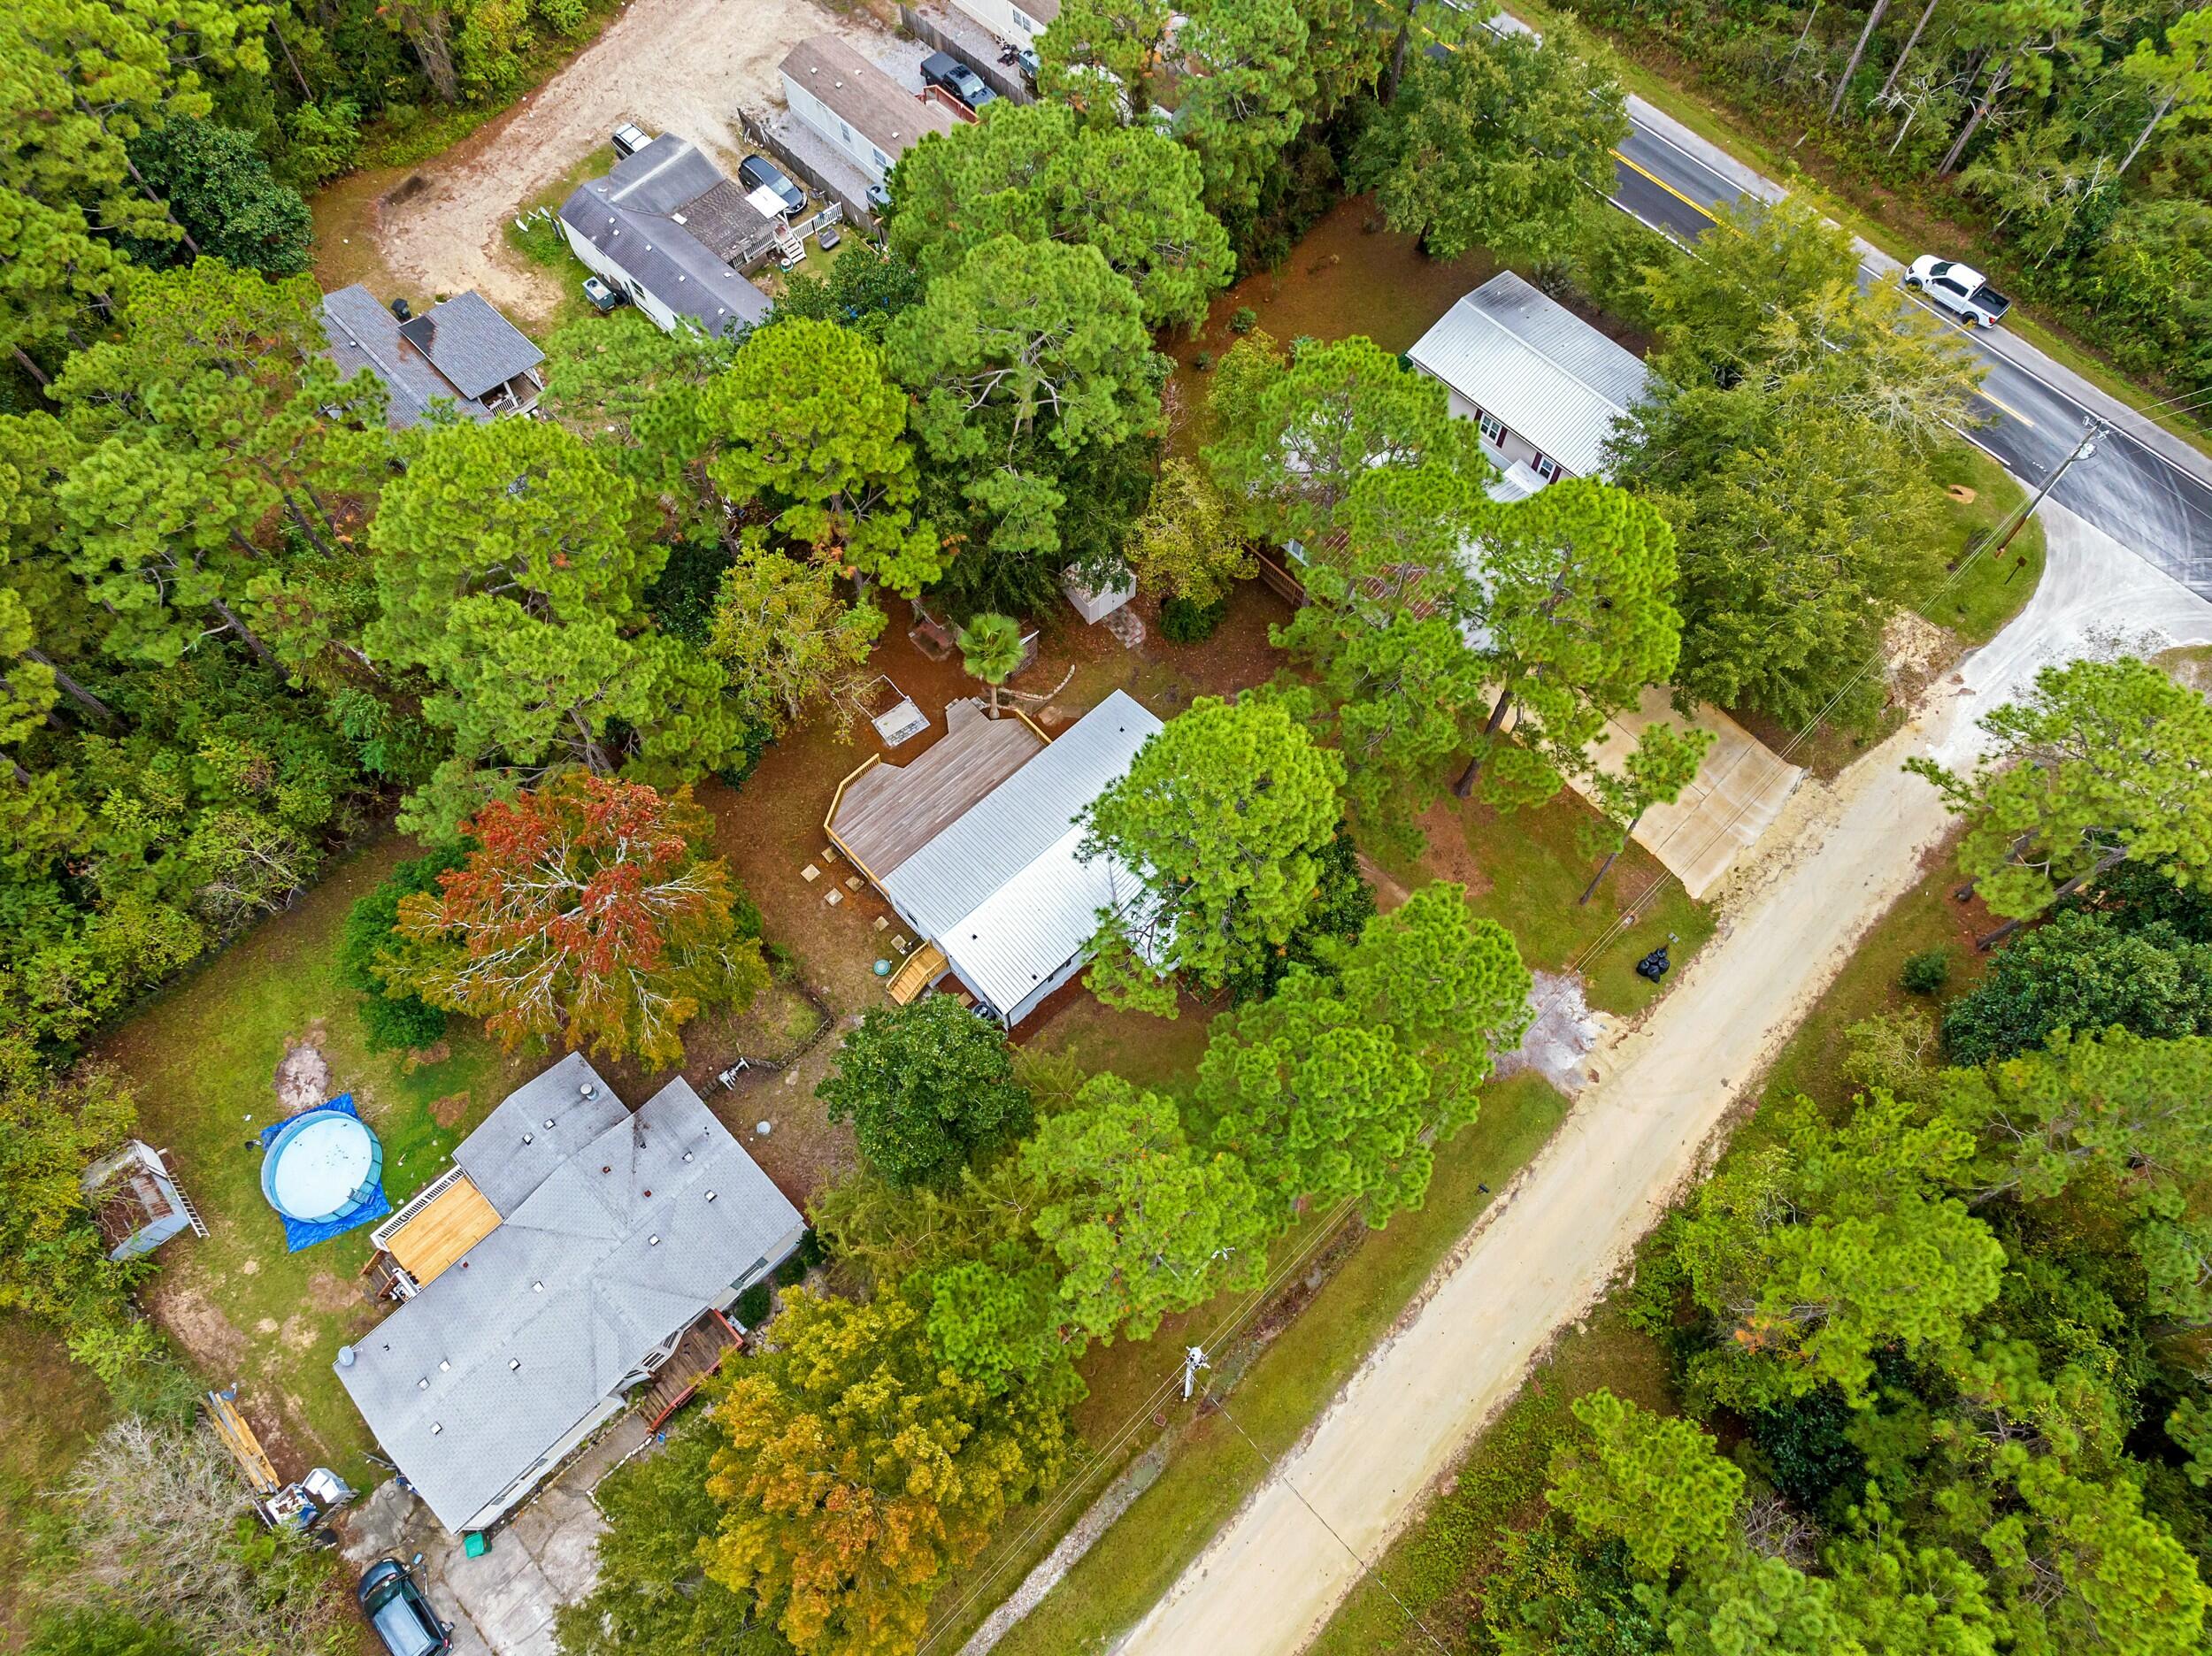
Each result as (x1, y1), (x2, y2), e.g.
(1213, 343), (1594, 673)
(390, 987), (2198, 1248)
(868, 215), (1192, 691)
(396, 291), (544, 401)
(337, 1061), (803, 1531)
(557, 135), (774, 338)
(780, 34), (956, 164)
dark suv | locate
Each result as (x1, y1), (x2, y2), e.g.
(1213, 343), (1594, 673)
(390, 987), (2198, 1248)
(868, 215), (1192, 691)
(359, 1560), (451, 1656)
(920, 51), (997, 112)
(737, 154), (806, 218)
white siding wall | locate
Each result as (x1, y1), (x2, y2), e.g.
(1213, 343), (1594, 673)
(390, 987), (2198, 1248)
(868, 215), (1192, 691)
(781, 73), (896, 182)
(951, 0), (1048, 42)
(1438, 385), (1574, 484)
(559, 218), (684, 335)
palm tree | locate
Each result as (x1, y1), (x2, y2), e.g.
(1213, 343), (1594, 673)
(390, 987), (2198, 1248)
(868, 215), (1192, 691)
(958, 613), (1025, 718)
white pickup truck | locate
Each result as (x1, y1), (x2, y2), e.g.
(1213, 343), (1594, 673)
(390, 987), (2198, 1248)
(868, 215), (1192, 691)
(1905, 256), (2012, 328)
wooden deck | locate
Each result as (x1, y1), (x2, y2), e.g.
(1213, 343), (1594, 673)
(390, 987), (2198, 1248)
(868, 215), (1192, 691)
(639, 1310), (741, 1430)
(827, 700), (1045, 882)
(381, 1172), (501, 1287)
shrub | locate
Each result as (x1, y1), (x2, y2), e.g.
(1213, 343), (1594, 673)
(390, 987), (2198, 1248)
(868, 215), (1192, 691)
(1160, 594), (1229, 642)
(338, 847), (466, 1053)
(735, 1282), (773, 1326)
(773, 1252), (809, 1288)
(795, 1226), (828, 1269)
(1899, 949), (1951, 994)
(1193, 350), (1214, 372)
(1229, 305), (1259, 334)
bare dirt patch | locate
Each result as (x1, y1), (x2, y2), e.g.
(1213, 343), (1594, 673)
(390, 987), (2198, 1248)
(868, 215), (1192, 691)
(428, 1091), (470, 1130)
(305, 1271), (359, 1315)
(273, 1031), (332, 1115)
(1497, 970), (1610, 1098)
(332, 0), (921, 324)
(150, 1283), (250, 1375)
(1412, 800), (1494, 897)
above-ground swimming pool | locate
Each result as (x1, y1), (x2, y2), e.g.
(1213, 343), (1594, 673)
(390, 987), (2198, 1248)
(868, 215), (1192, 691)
(260, 1107), (385, 1225)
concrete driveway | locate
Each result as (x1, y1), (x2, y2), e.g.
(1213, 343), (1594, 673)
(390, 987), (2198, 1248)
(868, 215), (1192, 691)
(1565, 687), (1805, 901)
(340, 1416), (652, 1656)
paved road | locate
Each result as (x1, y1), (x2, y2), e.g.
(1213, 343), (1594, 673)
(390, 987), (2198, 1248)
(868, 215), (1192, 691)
(1607, 117), (2212, 596)
(1113, 505), (2212, 1656)
(1471, 13), (2212, 595)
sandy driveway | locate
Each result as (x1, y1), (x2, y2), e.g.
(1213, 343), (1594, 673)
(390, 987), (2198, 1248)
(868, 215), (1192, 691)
(1107, 502), (2212, 1656)
(365, 0), (913, 318)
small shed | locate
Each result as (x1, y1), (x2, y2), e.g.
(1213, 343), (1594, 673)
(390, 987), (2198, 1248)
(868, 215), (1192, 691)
(81, 1141), (204, 1261)
(1063, 563), (1136, 625)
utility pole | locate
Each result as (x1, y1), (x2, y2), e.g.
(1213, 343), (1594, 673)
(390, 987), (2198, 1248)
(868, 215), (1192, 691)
(1985, 418), (2105, 571)
(1180, 1346), (1210, 1401)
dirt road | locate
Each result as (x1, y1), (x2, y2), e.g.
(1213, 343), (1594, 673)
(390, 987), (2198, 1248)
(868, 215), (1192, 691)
(1108, 502), (2212, 1656)
(364, 0), (911, 318)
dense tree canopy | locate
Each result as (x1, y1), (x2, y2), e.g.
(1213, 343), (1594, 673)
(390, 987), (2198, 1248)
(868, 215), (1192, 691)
(1356, 24), (1629, 264)
(888, 103), (1233, 333)
(703, 1287), (1075, 1656)
(1079, 694), (1347, 1015)
(816, 997), (1034, 1189)
(393, 773), (765, 1067)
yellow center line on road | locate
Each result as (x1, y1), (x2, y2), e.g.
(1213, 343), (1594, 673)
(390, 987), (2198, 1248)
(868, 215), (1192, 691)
(1611, 150), (1723, 229)
(1974, 385), (2038, 428)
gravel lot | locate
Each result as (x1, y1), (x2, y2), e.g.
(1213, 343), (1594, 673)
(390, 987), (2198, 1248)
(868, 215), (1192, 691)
(364, 0), (920, 318)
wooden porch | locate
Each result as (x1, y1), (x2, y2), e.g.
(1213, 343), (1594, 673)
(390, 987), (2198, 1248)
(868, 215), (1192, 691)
(638, 1308), (744, 1431)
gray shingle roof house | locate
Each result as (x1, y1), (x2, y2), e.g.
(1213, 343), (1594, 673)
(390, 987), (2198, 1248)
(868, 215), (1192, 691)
(1407, 272), (1653, 482)
(557, 135), (779, 340)
(829, 691), (1162, 1026)
(319, 286), (545, 431)
(334, 1054), (804, 1533)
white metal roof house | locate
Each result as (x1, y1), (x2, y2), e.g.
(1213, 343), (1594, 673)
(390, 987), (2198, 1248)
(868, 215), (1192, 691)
(1407, 272), (1653, 492)
(780, 35), (959, 186)
(320, 287), (545, 430)
(557, 134), (779, 340)
(827, 690), (1162, 1026)
(950, 0), (1058, 48)
(334, 1054), (803, 1534)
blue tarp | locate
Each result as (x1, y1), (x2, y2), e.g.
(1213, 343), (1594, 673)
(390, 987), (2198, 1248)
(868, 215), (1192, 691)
(257, 1094), (390, 1253)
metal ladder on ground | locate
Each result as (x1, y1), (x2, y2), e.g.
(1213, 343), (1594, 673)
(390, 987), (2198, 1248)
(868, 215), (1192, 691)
(157, 1148), (211, 1237)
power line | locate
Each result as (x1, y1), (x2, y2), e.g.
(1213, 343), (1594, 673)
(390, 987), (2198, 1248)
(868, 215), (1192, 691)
(1210, 1397), (1456, 1656)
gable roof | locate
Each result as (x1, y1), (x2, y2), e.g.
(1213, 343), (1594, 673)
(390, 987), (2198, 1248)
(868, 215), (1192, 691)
(557, 134), (774, 337)
(881, 691), (1162, 1017)
(780, 34), (957, 164)
(320, 285), (475, 430)
(1407, 272), (1652, 478)
(337, 1062), (803, 1531)
(395, 291), (544, 401)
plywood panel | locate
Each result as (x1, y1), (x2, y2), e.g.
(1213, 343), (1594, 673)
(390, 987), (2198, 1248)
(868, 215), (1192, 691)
(385, 1174), (502, 1286)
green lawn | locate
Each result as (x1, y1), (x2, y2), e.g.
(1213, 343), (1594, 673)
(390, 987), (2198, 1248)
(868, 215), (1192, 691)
(1758, 824), (1999, 1122)
(1369, 788), (1717, 1019)
(942, 1071), (1568, 1656)
(93, 836), (535, 1485)
(0, 1315), (113, 1641)
(1922, 441), (2047, 647)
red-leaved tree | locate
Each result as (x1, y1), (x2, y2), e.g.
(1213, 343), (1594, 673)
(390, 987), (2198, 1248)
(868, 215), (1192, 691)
(395, 773), (765, 1067)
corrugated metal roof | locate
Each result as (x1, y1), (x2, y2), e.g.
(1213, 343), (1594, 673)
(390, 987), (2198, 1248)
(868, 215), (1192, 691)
(940, 824), (1150, 1015)
(337, 1070), (803, 1531)
(1407, 272), (1651, 478)
(882, 691), (1162, 1016)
